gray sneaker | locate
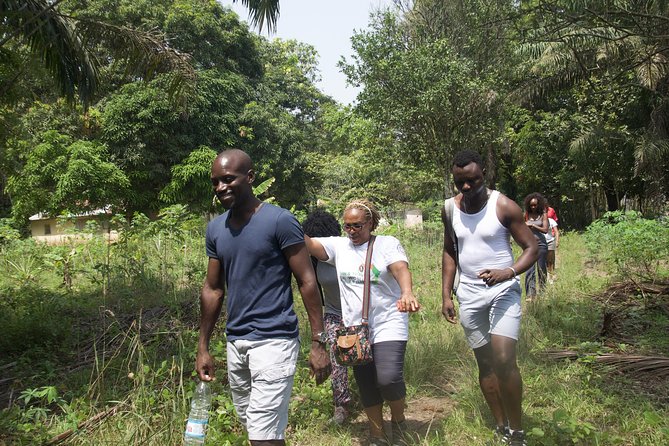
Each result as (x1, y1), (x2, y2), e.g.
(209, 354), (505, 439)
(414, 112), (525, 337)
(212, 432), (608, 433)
(332, 406), (348, 425)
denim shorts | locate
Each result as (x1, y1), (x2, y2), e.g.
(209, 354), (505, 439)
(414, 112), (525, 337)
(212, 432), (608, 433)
(456, 279), (522, 349)
(226, 337), (299, 441)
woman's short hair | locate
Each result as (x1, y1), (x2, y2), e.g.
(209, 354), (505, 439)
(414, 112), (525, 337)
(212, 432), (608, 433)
(302, 210), (341, 237)
(344, 199), (381, 231)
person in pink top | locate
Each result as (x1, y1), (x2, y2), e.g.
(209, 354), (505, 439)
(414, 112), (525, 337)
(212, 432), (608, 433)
(546, 204), (558, 223)
(544, 202), (559, 282)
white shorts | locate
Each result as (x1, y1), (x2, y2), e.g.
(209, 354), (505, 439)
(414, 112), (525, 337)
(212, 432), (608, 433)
(226, 337), (299, 441)
(456, 279), (522, 349)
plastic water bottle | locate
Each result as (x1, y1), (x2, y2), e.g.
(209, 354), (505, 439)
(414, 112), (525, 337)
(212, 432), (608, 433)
(184, 380), (212, 445)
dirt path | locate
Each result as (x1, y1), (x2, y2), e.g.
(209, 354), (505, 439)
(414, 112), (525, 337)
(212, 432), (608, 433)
(346, 395), (454, 445)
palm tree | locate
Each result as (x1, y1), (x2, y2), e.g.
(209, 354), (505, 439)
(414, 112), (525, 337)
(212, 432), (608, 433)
(517, 0), (669, 201)
(0, 0), (195, 108)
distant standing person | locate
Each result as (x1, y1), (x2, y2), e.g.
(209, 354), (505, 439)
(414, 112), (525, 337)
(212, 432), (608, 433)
(523, 193), (549, 300)
(545, 202), (558, 223)
(302, 210), (352, 425)
(305, 199), (420, 446)
(546, 217), (559, 283)
(545, 202), (559, 283)
(196, 149), (330, 446)
(442, 150), (537, 446)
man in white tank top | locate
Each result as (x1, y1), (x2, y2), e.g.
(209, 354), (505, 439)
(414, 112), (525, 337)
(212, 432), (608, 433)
(441, 150), (538, 446)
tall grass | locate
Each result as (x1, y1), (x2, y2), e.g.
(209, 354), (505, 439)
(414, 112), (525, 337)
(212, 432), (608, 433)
(0, 220), (667, 445)
(432, 232), (668, 446)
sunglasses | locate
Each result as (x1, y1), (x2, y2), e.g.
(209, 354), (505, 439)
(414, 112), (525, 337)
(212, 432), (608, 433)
(343, 221), (367, 231)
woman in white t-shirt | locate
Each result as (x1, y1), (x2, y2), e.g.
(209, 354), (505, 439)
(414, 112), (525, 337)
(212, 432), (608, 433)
(546, 217), (559, 282)
(305, 199), (420, 446)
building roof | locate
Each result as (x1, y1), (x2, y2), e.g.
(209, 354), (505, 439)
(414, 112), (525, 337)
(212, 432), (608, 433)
(29, 206), (112, 221)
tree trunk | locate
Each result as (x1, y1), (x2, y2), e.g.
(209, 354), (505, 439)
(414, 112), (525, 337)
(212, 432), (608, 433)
(604, 186), (619, 212)
(589, 181), (597, 222)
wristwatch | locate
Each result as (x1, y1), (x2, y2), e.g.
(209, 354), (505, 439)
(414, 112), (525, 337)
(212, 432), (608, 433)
(312, 331), (327, 344)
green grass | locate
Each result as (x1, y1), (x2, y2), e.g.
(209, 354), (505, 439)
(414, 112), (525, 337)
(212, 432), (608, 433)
(0, 225), (668, 445)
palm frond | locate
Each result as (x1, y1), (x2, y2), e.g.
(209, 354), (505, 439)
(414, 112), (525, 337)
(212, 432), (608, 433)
(543, 350), (669, 379)
(0, 0), (196, 108)
(1, 0), (98, 106)
(634, 136), (669, 174)
(530, 41), (579, 75)
(569, 128), (602, 154)
(512, 66), (584, 104)
(72, 18), (196, 107)
(523, 2), (669, 103)
(517, 40), (551, 61)
(596, 354), (669, 378)
(234, 0), (280, 34)
(634, 47), (669, 91)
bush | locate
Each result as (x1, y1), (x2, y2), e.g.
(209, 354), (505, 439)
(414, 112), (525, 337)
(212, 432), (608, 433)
(0, 218), (21, 242)
(584, 211), (669, 282)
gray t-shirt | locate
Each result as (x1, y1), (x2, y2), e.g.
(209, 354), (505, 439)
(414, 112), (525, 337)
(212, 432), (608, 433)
(205, 203), (304, 341)
(317, 261), (342, 317)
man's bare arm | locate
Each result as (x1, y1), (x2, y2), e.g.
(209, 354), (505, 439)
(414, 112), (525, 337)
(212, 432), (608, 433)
(479, 195), (539, 285)
(441, 206), (458, 323)
(196, 258), (225, 381)
(500, 195), (538, 275)
(284, 242), (331, 384)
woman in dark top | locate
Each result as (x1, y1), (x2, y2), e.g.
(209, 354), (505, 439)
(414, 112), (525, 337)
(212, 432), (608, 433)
(523, 193), (549, 300)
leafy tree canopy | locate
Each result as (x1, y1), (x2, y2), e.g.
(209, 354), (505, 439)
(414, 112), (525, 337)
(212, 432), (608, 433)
(343, 10), (503, 185)
(6, 131), (129, 221)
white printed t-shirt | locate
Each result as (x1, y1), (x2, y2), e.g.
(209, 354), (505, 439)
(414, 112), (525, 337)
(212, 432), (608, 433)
(546, 218), (558, 244)
(315, 235), (409, 344)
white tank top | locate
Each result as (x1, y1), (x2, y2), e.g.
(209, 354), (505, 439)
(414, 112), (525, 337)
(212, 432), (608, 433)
(453, 190), (514, 284)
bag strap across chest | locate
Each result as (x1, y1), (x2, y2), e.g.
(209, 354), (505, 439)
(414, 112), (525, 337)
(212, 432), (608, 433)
(361, 235), (376, 324)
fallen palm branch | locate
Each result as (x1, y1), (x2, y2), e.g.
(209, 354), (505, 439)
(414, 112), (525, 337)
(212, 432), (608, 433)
(45, 403), (121, 445)
(543, 350), (669, 378)
(596, 354), (669, 378)
(590, 280), (669, 305)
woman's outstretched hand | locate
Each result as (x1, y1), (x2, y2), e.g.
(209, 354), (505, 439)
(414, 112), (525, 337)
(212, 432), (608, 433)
(397, 292), (421, 313)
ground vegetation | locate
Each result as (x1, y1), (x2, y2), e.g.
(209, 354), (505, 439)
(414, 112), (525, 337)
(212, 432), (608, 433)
(0, 216), (666, 445)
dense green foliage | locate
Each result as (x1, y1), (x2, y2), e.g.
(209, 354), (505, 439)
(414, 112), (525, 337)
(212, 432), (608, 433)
(7, 131), (130, 221)
(3, 0), (668, 230)
(0, 0), (330, 222)
(338, 0), (669, 224)
(585, 211), (669, 282)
